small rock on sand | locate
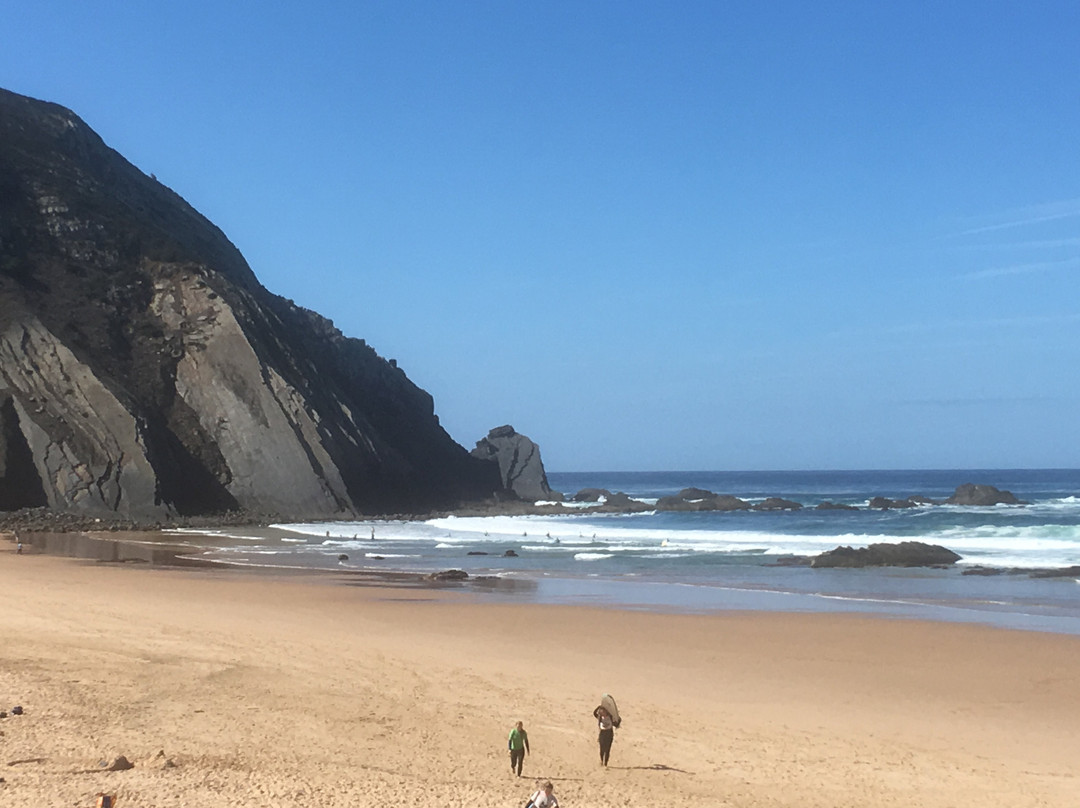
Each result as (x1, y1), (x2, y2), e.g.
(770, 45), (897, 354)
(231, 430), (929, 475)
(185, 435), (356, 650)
(106, 755), (134, 771)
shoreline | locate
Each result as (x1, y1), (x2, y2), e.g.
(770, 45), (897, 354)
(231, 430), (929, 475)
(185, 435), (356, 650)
(6, 527), (1080, 637)
(2, 548), (1078, 807)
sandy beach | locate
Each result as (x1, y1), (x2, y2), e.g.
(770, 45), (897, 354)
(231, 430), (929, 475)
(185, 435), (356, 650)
(2, 544), (1078, 807)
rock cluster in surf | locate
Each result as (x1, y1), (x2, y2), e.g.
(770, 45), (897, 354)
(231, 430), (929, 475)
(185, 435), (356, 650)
(555, 483), (1023, 514)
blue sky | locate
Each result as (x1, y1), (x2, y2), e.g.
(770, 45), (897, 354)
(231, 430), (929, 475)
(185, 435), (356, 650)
(3, 1), (1078, 470)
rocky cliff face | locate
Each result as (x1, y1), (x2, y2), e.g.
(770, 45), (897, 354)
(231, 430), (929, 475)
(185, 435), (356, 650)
(471, 425), (554, 502)
(0, 88), (499, 518)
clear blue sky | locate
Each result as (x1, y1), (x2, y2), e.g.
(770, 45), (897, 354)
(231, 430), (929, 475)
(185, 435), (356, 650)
(3, 1), (1078, 471)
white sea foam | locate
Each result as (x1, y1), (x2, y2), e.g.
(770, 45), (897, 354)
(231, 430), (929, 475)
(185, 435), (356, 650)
(215, 548), (287, 555)
(264, 499), (1080, 571)
(165, 529), (267, 542)
(928, 524), (1080, 567)
(575, 552), (614, 561)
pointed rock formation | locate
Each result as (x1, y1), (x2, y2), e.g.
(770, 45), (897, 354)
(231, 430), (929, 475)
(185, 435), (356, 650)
(471, 425), (554, 502)
(0, 88), (499, 518)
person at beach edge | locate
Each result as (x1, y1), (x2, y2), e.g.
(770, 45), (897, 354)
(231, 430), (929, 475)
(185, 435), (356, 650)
(594, 705), (615, 766)
(508, 720), (530, 776)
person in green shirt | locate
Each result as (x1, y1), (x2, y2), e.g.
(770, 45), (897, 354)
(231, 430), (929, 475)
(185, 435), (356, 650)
(507, 720), (530, 776)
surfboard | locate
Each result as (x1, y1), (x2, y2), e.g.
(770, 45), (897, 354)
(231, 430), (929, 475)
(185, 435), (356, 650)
(600, 693), (621, 727)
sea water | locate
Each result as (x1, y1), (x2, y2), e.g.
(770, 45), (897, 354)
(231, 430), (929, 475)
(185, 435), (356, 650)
(165, 469), (1080, 634)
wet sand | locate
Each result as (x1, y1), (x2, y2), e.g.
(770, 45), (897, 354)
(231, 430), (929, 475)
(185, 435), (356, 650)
(1, 545), (1078, 807)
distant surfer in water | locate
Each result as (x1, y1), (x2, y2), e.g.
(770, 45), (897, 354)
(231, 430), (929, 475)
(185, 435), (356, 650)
(507, 720), (530, 776)
(594, 705), (615, 766)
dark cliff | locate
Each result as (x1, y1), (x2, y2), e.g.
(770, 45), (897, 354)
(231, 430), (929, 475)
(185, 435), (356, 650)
(0, 88), (500, 518)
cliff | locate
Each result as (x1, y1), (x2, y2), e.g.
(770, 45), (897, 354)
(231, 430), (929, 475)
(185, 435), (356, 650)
(0, 88), (499, 518)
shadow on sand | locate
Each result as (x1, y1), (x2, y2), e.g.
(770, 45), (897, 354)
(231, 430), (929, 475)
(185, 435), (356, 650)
(610, 763), (691, 774)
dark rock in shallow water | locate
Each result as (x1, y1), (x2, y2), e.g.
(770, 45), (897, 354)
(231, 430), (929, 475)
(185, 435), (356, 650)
(963, 565), (1080, 579)
(752, 497), (803, 511)
(704, 495), (753, 511)
(946, 484), (1022, 506)
(812, 541), (962, 568)
(1030, 565), (1080, 579)
(676, 487), (716, 500)
(816, 501), (859, 511)
(656, 489), (751, 511)
(502, 549), (518, 557)
(471, 426), (556, 502)
(572, 488), (611, 502)
(467, 551), (489, 556)
(428, 569), (469, 581)
(908, 495), (942, 505)
(868, 497), (919, 510)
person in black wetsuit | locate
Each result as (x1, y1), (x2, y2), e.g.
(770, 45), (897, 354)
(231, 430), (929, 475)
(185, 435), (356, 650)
(593, 705), (615, 766)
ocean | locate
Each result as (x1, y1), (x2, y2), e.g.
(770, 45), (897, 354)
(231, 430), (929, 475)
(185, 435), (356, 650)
(167, 469), (1080, 634)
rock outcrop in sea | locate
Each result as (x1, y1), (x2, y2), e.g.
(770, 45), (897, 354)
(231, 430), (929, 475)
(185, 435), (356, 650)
(0, 88), (499, 519)
(945, 483), (1023, 506)
(656, 488), (751, 511)
(470, 425), (555, 502)
(812, 541), (962, 568)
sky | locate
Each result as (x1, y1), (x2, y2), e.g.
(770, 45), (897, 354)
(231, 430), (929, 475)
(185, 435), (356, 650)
(2, 1), (1078, 471)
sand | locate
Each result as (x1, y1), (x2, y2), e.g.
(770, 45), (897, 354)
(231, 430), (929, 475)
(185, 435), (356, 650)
(1, 546), (1078, 807)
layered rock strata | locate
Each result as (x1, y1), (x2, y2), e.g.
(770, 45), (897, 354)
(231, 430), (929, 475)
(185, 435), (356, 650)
(0, 88), (499, 518)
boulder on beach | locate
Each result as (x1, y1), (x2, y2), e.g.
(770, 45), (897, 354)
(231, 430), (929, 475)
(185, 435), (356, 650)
(812, 541), (962, 568)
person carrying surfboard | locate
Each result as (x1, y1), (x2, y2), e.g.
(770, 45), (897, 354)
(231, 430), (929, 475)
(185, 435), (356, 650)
(508, 720), (530, 776)
(592, 693), (620, 766)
